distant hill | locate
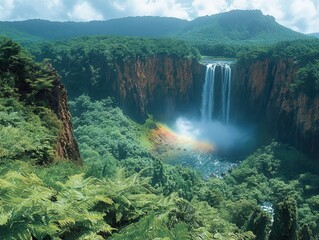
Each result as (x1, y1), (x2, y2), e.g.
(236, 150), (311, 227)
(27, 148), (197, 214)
(0, 16), (187, 42)
(0, 10), (310, 46)
(178, 10), (308, 44)
(308, 33), (319, 38)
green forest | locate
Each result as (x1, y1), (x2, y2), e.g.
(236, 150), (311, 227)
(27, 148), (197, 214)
(1, 7), (319, 239)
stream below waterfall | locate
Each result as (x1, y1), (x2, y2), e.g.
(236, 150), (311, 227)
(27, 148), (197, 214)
(166, 150), (238, 179)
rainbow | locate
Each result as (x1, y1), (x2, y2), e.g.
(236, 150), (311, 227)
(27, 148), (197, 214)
(149, 124), (215, 156)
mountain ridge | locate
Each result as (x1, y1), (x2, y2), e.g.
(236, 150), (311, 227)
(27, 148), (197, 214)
(308, 32), (319, 38)
(0, 10), (310, 45)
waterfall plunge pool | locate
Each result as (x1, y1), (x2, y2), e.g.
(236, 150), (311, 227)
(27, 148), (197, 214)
(150, 117), (253, 178)
(155, 61), (255, 178)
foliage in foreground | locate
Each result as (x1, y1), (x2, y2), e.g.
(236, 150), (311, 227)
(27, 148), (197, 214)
(0, 98), (59, 163)
(2, 93), (319, 239)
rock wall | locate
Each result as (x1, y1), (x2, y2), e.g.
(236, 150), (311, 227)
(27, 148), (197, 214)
(115, 55), (205, 121)
(71, 55), (205, 122)
(31, 66), (82, 162)
(49, 77), (81, 162)
(232, 58), (319, 159)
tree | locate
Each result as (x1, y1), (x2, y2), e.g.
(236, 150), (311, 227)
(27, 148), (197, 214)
(269, 197), (298, 240)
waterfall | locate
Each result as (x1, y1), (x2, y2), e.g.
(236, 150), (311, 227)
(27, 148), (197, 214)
(201, 62), (232, 124)
(201, 64), (216, 122)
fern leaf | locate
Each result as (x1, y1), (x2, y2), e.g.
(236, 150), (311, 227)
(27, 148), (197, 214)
(65, 173), (85, 189)
(86, 211), (104, 224)
(116, 212), (123, 223)
(94, 195), (113, 205)
(58, 217), (76, 227)
(0, 179), (15, 189)
(0, 211), (10, 225)
(78, 232), (104, 240)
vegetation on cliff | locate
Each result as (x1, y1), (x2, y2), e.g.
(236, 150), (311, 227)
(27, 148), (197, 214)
(0, 37), (62, 163)
(236, 38), (319, 96)
(31, 35), (200, 99)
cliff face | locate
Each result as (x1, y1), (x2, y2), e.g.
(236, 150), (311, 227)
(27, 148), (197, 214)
(87, 55), (205, 122)
(49, 76), (81, 162)
(232, 59), (319, 159)
(116, 55), (205, 121)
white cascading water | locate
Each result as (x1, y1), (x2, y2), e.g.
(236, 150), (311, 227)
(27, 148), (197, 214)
(173, 62), (244, 178)
(201, 63), (232, 124)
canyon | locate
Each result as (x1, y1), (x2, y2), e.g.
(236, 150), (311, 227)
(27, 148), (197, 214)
(63, 55), (318, 159)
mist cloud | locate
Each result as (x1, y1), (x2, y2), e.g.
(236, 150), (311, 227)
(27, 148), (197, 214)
(174, 117), (251, 151)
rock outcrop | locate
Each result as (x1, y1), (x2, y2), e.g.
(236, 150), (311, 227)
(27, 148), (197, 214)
(232, 58), (319, 159)
(49, 75), (81, 162)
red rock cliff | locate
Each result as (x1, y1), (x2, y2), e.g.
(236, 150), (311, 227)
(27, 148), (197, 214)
(87, 55), (205, 122)
(49, 77), (81, 162)
(232, 59), (319, 159)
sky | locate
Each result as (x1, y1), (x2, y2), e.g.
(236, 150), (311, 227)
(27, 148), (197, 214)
(0, 0), (318, 33)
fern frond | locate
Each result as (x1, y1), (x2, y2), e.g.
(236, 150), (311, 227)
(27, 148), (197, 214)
(57, 217), (76, 228)
(0, 179), (15, 189)
(85, 211), (104, 224)
(17, 230), (33, 240)
(116, 212), (123, 223)
(27, 222), (60, 239)
(64, 173), (86, 189)
(4, 170), (27, 181)
(0, 210), (11, 225)
(78, 232), (104, 240)
(94, 195), (113, 205)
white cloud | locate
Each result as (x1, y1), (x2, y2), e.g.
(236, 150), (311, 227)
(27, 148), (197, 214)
(0, 0), (14, 20)
(227, 0), (252, 10)
(192, 0), (228, 16)
(47, 0), (62, 9)
(252, 0), (285, 19)
(112, 1), (126, 12)
(224, 0), (319, 33)
(289, 0), (318, 32)
(67, 1), (103, 21)
(127, 0), (190, 19)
